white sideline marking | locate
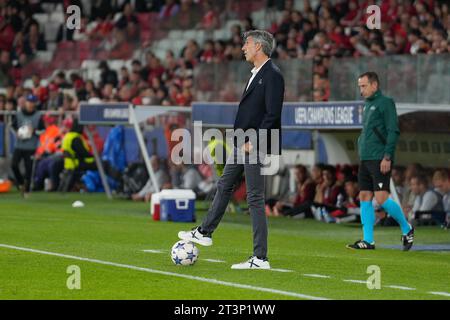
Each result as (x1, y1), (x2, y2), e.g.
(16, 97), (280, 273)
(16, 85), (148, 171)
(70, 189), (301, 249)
(0, 244), (329, 300)
(386, 285), (416, 291)
(271, 268), (294, 273)
(428, 291), (450, 298)
(343, 279), (367, 284)
(142, 249), (165, 254)
(203, 259), (226, 263)
(303, 274), (331, 279)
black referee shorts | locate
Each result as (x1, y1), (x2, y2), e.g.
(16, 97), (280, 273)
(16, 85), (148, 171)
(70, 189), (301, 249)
(358, 160), (391, 192)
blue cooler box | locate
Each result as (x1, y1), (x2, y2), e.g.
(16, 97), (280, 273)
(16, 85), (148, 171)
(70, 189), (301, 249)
(159, 189), (196, 222)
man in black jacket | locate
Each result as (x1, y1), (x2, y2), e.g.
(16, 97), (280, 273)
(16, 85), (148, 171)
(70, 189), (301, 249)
(179, 30), (285, 269)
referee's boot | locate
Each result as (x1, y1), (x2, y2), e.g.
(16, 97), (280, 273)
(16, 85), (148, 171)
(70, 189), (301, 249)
(346, 240), (375, 250)
(401, 226), (415, 251)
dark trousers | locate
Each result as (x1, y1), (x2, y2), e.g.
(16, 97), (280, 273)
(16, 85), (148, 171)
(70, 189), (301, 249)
(201, 147), (268, 258)
(11, 148), (35, 192)
(34, 154), (64, 191)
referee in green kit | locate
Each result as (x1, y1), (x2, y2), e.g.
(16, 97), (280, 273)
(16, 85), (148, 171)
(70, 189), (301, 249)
(347, 71), (414, 251)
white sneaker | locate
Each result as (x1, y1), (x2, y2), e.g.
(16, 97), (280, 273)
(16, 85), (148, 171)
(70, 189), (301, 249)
(178, 227), (213, 246)
(231, 256), (271, 270)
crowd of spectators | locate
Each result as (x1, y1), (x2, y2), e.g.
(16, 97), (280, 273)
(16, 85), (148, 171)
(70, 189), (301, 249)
(180, 0), (450, 101)
(265, 162), (450, 227)
(2, 0), (450, 109)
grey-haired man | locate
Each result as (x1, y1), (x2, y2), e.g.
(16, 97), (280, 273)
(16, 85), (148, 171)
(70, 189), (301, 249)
(178, 30), (285, 269)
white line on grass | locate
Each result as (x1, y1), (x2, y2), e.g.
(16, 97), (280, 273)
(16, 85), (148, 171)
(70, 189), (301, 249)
(302, 274), (331, 279)
(428, 291), (450, 298)
(203, 259), (226, 263)
(142, 249), (165, 254)
(270, 268), (294, 273)
(343, 281), (418, 291)
(343, 279), (367, 284)
(0, 244), (329, 300)
(385, 285), (416, 291)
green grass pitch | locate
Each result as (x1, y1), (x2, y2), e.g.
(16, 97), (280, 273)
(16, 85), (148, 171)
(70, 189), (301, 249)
(1, 191), (449, 300)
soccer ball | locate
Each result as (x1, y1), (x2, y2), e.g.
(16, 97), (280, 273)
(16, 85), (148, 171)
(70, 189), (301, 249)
(17, 125), (32, 139)
(171, 241), (199, 266)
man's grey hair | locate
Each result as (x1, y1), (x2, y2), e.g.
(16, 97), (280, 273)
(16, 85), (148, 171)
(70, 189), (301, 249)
(243, 30), (275, 57)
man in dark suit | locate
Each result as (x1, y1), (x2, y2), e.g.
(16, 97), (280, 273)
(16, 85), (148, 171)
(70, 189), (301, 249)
(179, 30), (285, 269)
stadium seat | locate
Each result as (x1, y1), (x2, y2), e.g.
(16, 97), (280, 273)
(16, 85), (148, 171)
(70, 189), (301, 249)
(33, 13), (50, 27)
(50, 12), (65, 24)
(58, 41), (75, 51)
(168, 30), (183, 40)
(44, 22), (60, 42)
(183, 30), (197, 41)
(251, 10), (267, 29)
(195, 30), (206, 43)
(35, 51), (53, 62)
(213, 29), (227, 40)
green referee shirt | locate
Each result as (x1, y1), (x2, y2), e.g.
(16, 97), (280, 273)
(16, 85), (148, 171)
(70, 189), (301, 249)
(357, 90), (400, 162)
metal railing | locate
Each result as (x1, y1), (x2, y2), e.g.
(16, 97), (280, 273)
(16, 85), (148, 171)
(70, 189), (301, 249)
(193, 58), (313, 102)
(329, 53), (450, 104)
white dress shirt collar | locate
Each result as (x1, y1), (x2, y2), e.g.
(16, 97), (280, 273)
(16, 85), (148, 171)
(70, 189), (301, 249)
(246, 58), (270, 91)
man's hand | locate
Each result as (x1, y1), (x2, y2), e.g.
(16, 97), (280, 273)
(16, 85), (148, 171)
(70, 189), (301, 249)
(241, 141), (253, 154)
(380, 158), (391, 174)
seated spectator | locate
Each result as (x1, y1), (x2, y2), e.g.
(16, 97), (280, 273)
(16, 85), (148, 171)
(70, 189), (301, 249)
(132, 156), (170, 202)
(173, 0), (201, 29)
(402, 163), (424, 216)
(99, 61), (118, 87)
(333, 175), (360, 223)
(141, 52), (165, 84)
(86, 14), (114, 40)
(409, 174), (446, 226)
(269, 164), (316, 218)
(108, 29), (133, 59)
(56, 13), (75, 42)
(199, 40), (215, 63)
(33, 115), (65, 191)
(30, 74), (48, 106)
(197, 1), (219, 30)
(432, 169), (450, 227)
(158, 0), (180, 20)
(311, 165), (345, 222)
(115, 2), (139, 41)
(180, 164), (204, 190)
(53, 71), (71, 89)
(23, 22), (47, 56)
(391, 165), (406, 203)
(45, 83), (63, 110)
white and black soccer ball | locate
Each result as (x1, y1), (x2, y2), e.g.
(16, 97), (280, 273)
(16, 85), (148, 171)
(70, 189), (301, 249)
(17, 125), (32, 140)
(171, 241), (199, 266)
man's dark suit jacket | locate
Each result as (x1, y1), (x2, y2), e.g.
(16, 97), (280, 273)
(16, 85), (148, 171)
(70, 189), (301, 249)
(233, 59), (285, 155)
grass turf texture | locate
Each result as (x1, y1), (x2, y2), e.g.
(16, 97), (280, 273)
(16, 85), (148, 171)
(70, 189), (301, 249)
(0, 191), (449, 300)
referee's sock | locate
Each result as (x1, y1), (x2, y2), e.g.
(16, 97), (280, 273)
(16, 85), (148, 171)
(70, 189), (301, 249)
(381, 198), (411, 235)
(361, 201), (375, 244)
